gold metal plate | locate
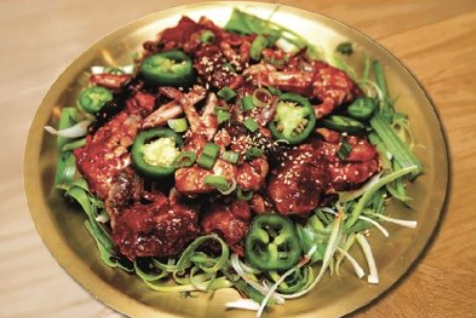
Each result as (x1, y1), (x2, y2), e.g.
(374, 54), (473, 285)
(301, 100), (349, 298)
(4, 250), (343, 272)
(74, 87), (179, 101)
(24, 2), (448, 317)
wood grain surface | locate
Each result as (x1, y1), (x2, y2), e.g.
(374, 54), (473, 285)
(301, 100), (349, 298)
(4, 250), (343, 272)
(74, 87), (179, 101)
(0, 0), (475, 317)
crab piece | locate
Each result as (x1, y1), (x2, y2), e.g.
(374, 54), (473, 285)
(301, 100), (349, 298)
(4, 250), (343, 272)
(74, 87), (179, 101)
(201, 199), (251, 256)
(253, 70), (314, 96)
(252, 60), (361, 118)
(328, 161), (380, 191)
(213, 128), (232, 151)
(105, 167), (143, 227)
(312, 136), (380, 191)
(90, 74), (132, 90)
(201, 93), (219, 140)
(267, 145), (329, 217)
(311, 61), (362, 118)
(315, 127), (341, 144)
(112, 190), (200, 261)
(160, 86), (209, 135)
(260, 48), (289, 70)
(195, 45), (242, 89)
(249, 193), (275, 214)
(75, 89), (156, 200)
(141, 86), (206, 129)
(239, 39), (252, 65)
(242, 62), (277, 77)
(175, 159), (237, 196)
(126, 91), (156, 117)
(75, 111), (141, 199)
(236, 157), (269, 191)
(220, 41), (240, 66)
(159, 16), (205, 52)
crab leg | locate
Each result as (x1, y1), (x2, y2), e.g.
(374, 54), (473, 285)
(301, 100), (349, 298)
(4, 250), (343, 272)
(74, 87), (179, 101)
(201, 93), (219, 139)
(142, 86), (206, 129)
(161, 86), (207, 133)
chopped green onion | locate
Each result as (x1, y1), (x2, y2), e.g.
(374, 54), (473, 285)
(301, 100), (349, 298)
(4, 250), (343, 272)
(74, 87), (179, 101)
(363, 211), (417, 228)
(334, 233), (357, 275)
(337, 140), (353, 160)
(372, 60), (394, 116)
(54, 151), (76, 190)
(57, 107), (78, 150)
(370, 113), (422, 178)
(362, 54), (371, 81)
(173, 151), (197, 168)
(219, 177), (237, 195)
(197, 143), (220, 169)
(386, 161), (412, 204)
(213, 105), (230, 115)
(368, 132), (391, 169)
(252, 88), (272, 108)
(145, 275), (232, 293)
(45, 120), (91, 139)
(66, 184), (113, 251)
(237, 185), (253, 201)
(197, 155), (215, 169)
(62, 137), (86, 151)
(217, 110), (231, 124)
(222, 151), (240, 164)
(241, 95), (255, 112)
(200, 30), (215, 44)
(335, 42), (353, 55)
(268, 86), (282, 96)
(225, 9), (312, 52)
(345, 165), (418, 229)
(222, 62), (236, 73)
(133, 259), (168, 282)
(338, 172), (382, 202)
(250, 35), (268, 60)
(104, 66), (125, 75)
(204, 175), (230, 190)
(167, 118), (188, 133)
(243, 117), (259, 132)
(356, 234), (379, 284)
(245, 147), (264, 160)
(217, 86), (236, 101)
(202, 143), (220, 158)
(372, 60), (389, 103)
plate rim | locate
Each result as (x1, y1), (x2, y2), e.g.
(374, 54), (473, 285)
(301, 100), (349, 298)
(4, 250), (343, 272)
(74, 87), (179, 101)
(23, 2), (449, 318)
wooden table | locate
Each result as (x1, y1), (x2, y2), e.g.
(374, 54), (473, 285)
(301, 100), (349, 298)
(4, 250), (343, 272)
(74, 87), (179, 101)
(1, 0), (475, 317)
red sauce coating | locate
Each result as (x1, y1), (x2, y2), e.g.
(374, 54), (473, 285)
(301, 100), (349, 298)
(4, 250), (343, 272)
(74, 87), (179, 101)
(72, 14), (381, 260)
(112, 192), (199, 260)
(201, 199), (251, 256)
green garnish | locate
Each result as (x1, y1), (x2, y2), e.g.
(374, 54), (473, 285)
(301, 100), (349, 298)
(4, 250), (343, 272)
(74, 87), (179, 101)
(241, 95), (255, 112)
(250, 35), (268, 60)
(245, 147), (264, 160)
(217, 86), (236, 101)
(204, 175), (230, 191)
(337, 140), (353, 160)
(197, 143), (220, 169)
(336, 42), (353, 55)
(244, 117), (259, 132)
(200, 30), (215, 44)
(172, 151), (197, 168)
(222, 151), (240, 164)
(167, 118), (189, 133)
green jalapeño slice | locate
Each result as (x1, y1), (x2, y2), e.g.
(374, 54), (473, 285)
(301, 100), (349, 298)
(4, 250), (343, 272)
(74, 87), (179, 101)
(268, 93), (316, 145)
(132, 128), (183, 178)
(245, 214), (302, 271)
(140, 50), (194, 87)
(77, 86), (113, 114)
